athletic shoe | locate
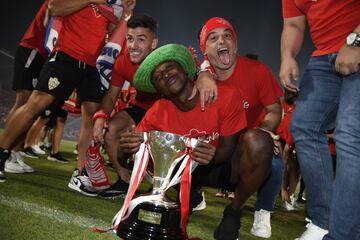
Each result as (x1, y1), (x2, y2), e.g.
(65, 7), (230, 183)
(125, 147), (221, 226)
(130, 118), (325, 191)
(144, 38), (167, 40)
(20, 147), (39, 159)
(215, 191), (226, 198)
(297, 196), (307, 203)
(192, 192), (207, 211)
(295, 222), (328, 240)
(31, 145), (46, 155)
(227, 192), (235, 199)
(40, 143), (52, 151)
(250, 209), (272, 238)
(283, 194), (299, 211)
(0, 160), (6, 183)
(47, 153), (69, 163)
(214, 205), (242, 240)
(14, 151), (34, 173)
(68, 169), (98, 197)
(99, 178), (129, 199)
(0, 149), (11, 183)
(5, 152), (26, 173)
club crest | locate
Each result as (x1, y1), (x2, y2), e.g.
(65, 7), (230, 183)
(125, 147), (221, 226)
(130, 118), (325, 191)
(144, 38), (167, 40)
(48, 77), (60, 90)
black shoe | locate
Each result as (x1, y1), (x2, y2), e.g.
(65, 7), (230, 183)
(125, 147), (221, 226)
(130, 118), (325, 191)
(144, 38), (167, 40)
(190, 188), (206, 211)
(297, 196), (306, 203)
(20, 147), (39, 159)
(47, 152), (69, 163)
(0, 149), (10, 183)
(99, 178), (129, 199)
(214, 205), (242, 240)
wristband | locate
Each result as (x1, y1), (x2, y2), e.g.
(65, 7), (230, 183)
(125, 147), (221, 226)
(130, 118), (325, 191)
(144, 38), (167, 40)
(92, 110), (109, 123)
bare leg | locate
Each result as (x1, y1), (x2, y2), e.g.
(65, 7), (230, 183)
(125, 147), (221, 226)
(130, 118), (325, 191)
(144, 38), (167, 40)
(51, 116), (66, 154)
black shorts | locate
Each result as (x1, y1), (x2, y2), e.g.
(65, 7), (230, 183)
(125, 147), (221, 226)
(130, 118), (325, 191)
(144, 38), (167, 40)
(36, 51), (105, 103)
(192, 162), (232, 189)
(40, 100), (68, 128)
(123, 105), (147, 125)
(12, 46), (45, 91)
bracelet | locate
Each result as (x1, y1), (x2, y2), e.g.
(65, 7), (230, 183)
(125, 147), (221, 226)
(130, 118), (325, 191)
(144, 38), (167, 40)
(92, 110), (109, 123)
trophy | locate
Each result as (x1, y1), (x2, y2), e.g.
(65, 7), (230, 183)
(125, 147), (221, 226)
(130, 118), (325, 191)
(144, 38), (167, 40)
(113, 130), (198, 240)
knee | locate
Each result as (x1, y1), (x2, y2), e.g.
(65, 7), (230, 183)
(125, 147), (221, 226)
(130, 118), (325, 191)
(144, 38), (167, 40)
(242, 129), (273, 157)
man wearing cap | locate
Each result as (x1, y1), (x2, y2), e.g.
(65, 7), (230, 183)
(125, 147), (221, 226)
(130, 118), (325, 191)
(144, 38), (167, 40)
(194, 17), (283, 238)
(92, 15), (160, 199)
(119, 43), (274, 240)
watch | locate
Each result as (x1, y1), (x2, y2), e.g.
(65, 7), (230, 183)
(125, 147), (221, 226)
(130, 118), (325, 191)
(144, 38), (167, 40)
(346, 32), (360, 47)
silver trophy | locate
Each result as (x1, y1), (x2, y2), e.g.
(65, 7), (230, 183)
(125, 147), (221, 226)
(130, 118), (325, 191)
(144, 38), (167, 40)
(116, 130), (197, 240)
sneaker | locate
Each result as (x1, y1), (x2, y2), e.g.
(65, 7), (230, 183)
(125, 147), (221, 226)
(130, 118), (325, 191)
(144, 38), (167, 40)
(14, 151), (34, 173)
(47, 152), (69, 163)
(99, 178), (129, 199)
(5, 152), (26, 173)
(297, 196), (307, 203)
(192, 192), (207, 211)
(20, 147), (39, 159)
(0, 159), (6, 183)
(68, 169), (98, 197)
(295, 222), (328, 240)
(214, 205), (242, 240)
(216, 191), (226, 198)
(40, 143), (52, 151)
(0, 149), (11, 182)
(227, 192), (235, 199)
(283, 194), (299, 211)
(250, 209), (271, 238)
(31, 145), (46, 155)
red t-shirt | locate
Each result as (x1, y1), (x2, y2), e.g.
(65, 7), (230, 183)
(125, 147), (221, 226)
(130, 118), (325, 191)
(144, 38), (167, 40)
(136, 86), (247, 147)
(111, 48), (160, 110)
(217, 56), (283, 129)
(55, 4), (109, 66)
(276, 100), (295, 147)
(19, 0), (49, 58)
(282, 0), (360, 56)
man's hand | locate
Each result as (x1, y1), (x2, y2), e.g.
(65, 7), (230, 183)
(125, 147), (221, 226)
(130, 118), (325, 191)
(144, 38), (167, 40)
(258, 128), (281, 155)
(93, 118), (108, 144)
(192, 141), (216, 165)
(121, 0), (136, 17)
(119, 126), (143, 153)
(188, 71), (218, 111)
(335, 44), (360, 75)
(279, 57), (300, 93)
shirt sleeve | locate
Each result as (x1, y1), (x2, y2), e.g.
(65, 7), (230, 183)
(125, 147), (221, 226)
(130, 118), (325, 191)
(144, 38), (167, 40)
(111, 55), (126, 87)
(257, 63), (283, 107)
(219, 89), (247, 136)
(282, 0), (303, 18)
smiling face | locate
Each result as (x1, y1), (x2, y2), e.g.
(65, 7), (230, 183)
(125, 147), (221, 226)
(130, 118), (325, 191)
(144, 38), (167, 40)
(126, 27), (158, 64)
(204, 27), (237, 72)
(150, 61), (188, 97)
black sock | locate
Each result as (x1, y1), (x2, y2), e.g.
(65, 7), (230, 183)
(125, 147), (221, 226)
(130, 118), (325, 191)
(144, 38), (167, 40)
(214, 204), (242, 240)
(0, 148), (11, 161)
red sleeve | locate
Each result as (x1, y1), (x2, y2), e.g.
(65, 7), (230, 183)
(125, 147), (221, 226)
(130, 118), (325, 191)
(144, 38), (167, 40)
(111, 54), (126, 87)
(219, 88), (247, 136)
(257, 63), (283, 107)
(282, 0), (303, 18)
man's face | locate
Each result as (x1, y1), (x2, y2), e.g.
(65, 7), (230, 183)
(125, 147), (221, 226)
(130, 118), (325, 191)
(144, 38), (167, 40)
(204, 27), (237, 71)
(151, 61), (187, 97)
(126, 27), (158, 64)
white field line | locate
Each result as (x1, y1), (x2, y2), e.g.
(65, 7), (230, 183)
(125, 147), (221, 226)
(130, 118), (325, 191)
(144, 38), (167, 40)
(0, 194), (112, 231)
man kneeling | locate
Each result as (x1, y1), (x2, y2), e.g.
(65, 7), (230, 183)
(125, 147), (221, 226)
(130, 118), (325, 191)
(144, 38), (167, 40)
(119, 44), (273, 239)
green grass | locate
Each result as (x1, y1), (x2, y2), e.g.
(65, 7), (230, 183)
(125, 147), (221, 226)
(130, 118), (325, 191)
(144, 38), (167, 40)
(0, 139), (308, 240)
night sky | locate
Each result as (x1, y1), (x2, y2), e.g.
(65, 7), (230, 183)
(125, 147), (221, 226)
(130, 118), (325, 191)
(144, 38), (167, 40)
(0, 0), (314, 77)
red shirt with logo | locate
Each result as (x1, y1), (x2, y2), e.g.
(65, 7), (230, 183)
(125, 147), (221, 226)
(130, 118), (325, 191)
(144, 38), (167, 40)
(55, 4), (109, 66)
(217, 56), (283, 129)
(19, 0), (49, 58)
(282, 0), (360, 56)
(276, 100), (295, 147)
(111, 48), (160, 110)
(136, 86), (247, 147)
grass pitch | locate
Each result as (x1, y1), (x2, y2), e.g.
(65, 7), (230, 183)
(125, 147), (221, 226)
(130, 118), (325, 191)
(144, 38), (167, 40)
(0, 139), (308, 240)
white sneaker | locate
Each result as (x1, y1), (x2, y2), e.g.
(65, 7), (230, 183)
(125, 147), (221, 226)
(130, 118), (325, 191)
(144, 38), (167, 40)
(295, 222), (328, 240)
(192, 192), (206, 211)
(283, 194), (299, 211)
(14, 152), (34, 173)
(31, 145), (46, 155)
(5, 152), (26, 173)
(250, 209), (271, 238)
(68, 170), (98, 197)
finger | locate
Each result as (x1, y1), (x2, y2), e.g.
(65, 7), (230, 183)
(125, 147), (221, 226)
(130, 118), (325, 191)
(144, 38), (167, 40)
(187, 85), (197, 100)
(212, 88), (218, 103)
(200, 90), (206, 112)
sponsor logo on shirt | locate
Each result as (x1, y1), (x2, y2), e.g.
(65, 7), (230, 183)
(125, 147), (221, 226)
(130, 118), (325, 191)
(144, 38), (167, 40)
(243, 100), (250, 109)
(185, 129), (220, 143)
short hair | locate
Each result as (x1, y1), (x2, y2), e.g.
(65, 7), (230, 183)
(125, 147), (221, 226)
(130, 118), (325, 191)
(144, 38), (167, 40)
(127, 15), (158, 35)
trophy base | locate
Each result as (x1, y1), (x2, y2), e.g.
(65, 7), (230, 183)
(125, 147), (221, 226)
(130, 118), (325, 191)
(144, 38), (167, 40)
(117, 200), (185, 240)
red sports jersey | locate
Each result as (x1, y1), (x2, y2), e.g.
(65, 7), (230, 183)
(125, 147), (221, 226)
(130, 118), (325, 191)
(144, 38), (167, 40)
(217, 56), (283, 129)
(55, 4), (109, 66)
(276, 100), (295, 147)
(111, 48), (160, 110)
(19, 0), (49, 58)
(137, 86), (247, 147)
(282, 0), (360, 56)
